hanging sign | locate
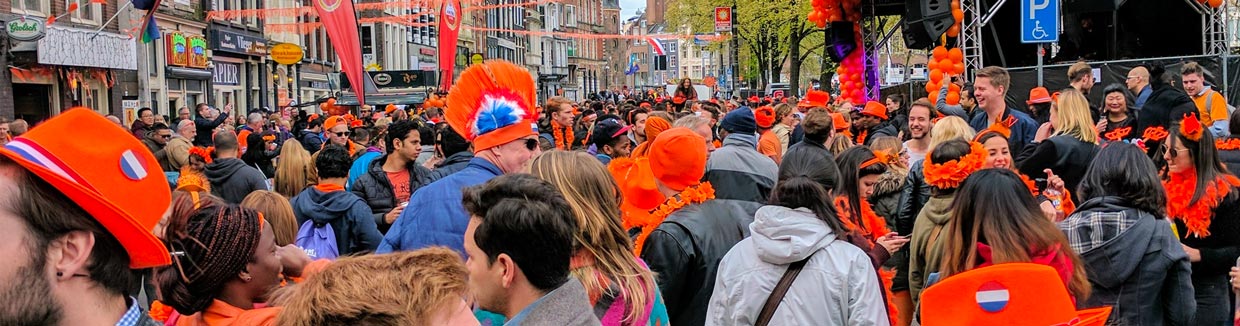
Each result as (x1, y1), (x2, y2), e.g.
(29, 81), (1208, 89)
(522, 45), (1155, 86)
(6, 18), (45, 42)
(714, 7), (732, 32)
(188, 36), (209, 68)
(270, 43), (304, 65)
(166, 32), (189, 66)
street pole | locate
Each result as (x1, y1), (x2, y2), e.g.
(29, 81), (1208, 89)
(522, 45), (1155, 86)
(1036, 44), (1043, 86)
(731, 1), (738, 99)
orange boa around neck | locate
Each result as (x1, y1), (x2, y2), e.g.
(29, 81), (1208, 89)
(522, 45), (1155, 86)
(633, 182), (715, 255)
(833, 196), (891, 240)
(1165, 169), (1240, 238)
(552, 120), (575, 150)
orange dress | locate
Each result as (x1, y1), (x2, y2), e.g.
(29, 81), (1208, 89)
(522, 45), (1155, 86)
(175, 300), (280, 326)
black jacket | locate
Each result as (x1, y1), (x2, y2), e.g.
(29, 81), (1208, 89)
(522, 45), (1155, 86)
(863, 121), (899, 146)
(350, 156), (431, 234)
(641, 199), (762, 326)
(897, 161), (931, 237)
(204, 158), (268, 204)
(870, 169), (907, 230)
(1135, 82), (1197, 157)
(425, 151), (475, 184)
(1015, 135), (1099, 203)
(193, 113), (228, 146)
(299, 129), (324, 155)
(1060, 197), (1195, 325)
(241, 132), (278, 179)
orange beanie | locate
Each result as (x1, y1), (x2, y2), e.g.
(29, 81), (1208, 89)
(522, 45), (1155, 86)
(754, 106), (776, 129)
(649, 127), (708, 191)
(645, 116), (671, 140)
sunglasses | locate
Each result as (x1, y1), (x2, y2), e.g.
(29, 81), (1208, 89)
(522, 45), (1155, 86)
(334, 131), (351, 137)
(160, 135), (172, 139)
(525, 138), (539, 150)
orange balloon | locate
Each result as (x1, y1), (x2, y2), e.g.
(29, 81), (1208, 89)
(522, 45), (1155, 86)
(947, 25), (960, 37)
(928, 92), (939, 103)
(1208, 0), (1222, 7)
(933, 46), (948, 60)
(930, 69), (944, 83)
(953, 62), (967, 75)
(952, 9), (964, 21)
(946, 92), (961, 105)
(926, 82), (939, 94)
(949, 83), (961, 92)
(948, 48), (964, 62)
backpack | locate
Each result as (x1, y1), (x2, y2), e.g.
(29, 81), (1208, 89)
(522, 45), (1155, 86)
(296, 220), (339, 260)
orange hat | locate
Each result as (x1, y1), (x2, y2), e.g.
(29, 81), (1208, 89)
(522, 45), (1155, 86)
(609, 157), (664, 210)
(861, 101), (889, 120)
(754, 106), (776, 129)
(921, 263), (1112, 326)
(644, 116), (672, 141)
(830, 112), (851, 131)
(1027, 87), (1052, 105)
(349, 120), (364, 128)
(445, 60), (539, 151)
(648, 127), (708, 191)
(323, 116), (346, 131)
(384, 103), (397, 114)
(308, 113), (321, 122)
(0, 108), (172, 268)
(344, 113), (356, 122)
(799, 89), (831, 108)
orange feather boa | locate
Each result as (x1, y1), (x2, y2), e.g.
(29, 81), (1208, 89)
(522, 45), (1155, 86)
(552, 120), (575, 150)
(1165, 168), (1240, 238)
(632, 182), (715, 255)
(834, 196), (898, 324)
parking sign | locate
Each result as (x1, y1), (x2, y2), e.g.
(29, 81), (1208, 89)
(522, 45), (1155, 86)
(1020, 0), (1058, 43)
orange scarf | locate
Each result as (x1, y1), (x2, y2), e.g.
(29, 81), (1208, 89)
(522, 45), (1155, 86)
(552, 120), (575, 150)
(315, 183), (345, 193)
(1165, 168), (1240, 238)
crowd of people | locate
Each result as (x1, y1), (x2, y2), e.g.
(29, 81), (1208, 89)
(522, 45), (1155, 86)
(1, 58), (1239, 326)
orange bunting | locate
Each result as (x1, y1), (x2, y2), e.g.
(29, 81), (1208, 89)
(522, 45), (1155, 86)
(922, 141), (988, 189)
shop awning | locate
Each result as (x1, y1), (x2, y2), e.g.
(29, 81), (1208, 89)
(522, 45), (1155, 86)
(165, 67), (212, 80)
(334, 92), (428, 106)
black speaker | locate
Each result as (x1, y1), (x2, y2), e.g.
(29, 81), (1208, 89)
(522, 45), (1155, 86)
(826, 22), (857, 62)
(902, 0), (954, 49)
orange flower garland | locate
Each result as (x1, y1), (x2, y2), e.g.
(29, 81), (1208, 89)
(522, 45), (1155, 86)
(1165, 168), (1240, 238)
(1181, 113), (1204, 142)
(855, 129), (869, 146)
(1020, 173), (1039, 197)
(833, 196), (891, 239)
(262, 134), (277, 142)
(923, 141), (988, 189)
(633, 182), (716, 255)
(552, 120), (575, 150)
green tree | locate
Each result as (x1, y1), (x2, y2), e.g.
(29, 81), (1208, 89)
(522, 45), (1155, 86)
(667, 0), (817, 91)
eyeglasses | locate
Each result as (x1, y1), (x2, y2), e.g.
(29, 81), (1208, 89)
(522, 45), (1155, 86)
(524, 138), (539, 150)
(160, 135), (173, 139)
(334, 131), (351, 137)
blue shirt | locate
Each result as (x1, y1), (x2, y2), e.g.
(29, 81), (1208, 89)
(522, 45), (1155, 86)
(377, 157), (503, 254)
(969, 106), (1039, 155)
(346, 150), (384, 191)
(115, 297), (143, 326)
(1135, 85), (1153, 109)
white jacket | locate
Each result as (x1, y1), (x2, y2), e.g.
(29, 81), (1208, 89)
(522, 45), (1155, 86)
(706, 206), (889, 326)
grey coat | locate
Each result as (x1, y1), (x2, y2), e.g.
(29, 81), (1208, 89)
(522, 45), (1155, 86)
(509, 278), (601, 326)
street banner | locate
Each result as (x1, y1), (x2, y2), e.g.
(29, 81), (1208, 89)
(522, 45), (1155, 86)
(313, 0), (371, 105)
(439, 0), (462, 89)
(714, 7), (731, 32)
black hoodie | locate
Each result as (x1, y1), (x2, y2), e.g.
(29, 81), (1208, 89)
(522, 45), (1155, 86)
(204, 157), (268, 204)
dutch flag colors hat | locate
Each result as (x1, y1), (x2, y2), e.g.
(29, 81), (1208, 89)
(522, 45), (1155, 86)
(920, 263), (1111, 326)
(0, 108), (172, 269)
(445, 60), (539, 152)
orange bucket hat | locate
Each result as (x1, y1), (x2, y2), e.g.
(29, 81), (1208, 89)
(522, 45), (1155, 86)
(648, 127), (708, 191)
(921, 263), (1111, 326)
(0, 108), (172, 268)
(861, 101), (889, 120)
(445, 60), (539, 151)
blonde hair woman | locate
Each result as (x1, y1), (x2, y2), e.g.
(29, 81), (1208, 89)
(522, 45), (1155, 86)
(275, 140), (317, 199)
(529, 151), (669, 326)
(929, 116), (977, 147)
(241, 190), (300, 246)
(1016, 88), (1099, 205)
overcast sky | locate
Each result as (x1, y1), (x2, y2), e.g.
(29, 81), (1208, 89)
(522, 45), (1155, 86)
(620, 0), (643, 20)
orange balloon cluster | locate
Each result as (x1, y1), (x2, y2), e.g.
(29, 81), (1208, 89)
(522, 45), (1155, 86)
(1197, 0), (1224, 8)
(925, 46), (966, 105)
(808, 0), (861, 28)
(947, 0), (963, 37)
(320, 98), (349, 116)
(837, 27), (867, 105)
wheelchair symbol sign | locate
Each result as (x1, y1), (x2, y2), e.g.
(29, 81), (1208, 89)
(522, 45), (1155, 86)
(1021, 0), (1059, 43)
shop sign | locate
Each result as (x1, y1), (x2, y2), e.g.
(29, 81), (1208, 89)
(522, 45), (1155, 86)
(6, 18), (45, 42)
(270, 43), (304, 65)
(419, 48), (435, 56)
(213, 62), (240, 86)
(167, 32), (188, 66)
(211, 29), (267, 56)
(189, 36), (209, 68)
(470, 53), (484, 66)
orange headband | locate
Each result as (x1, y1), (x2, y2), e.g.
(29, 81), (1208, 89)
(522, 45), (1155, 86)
(257, 212), (265, 233)
(860, 149), (893, 170)
(1181, 113), (1203, 142)
(923, 141), (989, 189)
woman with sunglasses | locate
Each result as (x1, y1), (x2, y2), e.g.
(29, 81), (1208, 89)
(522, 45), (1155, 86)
(1162, 114), (1240, 325)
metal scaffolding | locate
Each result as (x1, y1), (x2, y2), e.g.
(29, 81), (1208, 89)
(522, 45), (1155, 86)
(960, 0), (985, 82)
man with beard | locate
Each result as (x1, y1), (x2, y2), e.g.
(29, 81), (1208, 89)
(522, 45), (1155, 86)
(0, 108), (171, 326)
(903, 99), (936, 166)
(853, 101), (899, 146)
(1068, 61), (1100, 121)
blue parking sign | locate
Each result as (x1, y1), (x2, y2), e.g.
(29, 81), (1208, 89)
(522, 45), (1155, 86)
(1021, 0), (1059, 43)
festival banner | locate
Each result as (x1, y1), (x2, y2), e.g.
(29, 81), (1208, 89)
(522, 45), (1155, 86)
(312, 0), (370, 104)
(438, 0), (462, 89)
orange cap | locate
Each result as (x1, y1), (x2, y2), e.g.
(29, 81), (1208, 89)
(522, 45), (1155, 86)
(323, 116), (346, 131)
(0, 108), (172, 268)
(754, 106), (776, 129)
(1027, 87), (1052, 105)
(649, 127), (708, 191)
(922, 263), (1111, 326)
(861, 101), (889, 120)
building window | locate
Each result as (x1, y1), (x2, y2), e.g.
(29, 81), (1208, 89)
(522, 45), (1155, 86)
(565, 5), (576, 27)
(12, 0), (49, 16)
(70, 0), (102, 25)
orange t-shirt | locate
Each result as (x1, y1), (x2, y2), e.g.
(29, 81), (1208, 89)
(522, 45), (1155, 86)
(175, 300), (279, 326)
(237, 129), (252, 154)
(1192, 89), (1229, 126)
(758, 130), (783, 164)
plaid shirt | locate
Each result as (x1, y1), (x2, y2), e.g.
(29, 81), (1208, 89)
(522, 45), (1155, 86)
(115, 297), (143, 326)
(1058, 208), (1140, 255)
